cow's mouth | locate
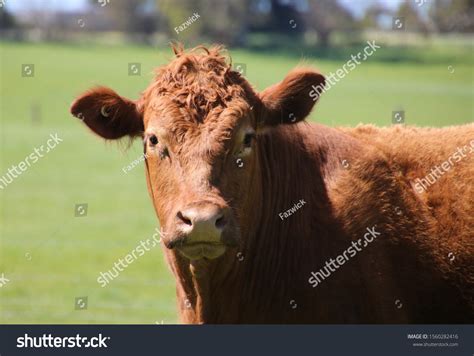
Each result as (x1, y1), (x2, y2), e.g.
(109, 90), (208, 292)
(176, 242), (227, 260)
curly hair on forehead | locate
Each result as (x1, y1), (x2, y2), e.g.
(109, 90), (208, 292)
(142, 43), (257, 123)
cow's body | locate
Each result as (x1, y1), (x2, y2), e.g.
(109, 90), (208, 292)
(171, 123), (474, 323)
(71, 45), (473, 324)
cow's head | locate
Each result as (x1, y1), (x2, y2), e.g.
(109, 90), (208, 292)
(71, 45), (325, 261)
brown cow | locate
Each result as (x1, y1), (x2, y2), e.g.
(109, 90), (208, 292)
(71, 45), (474, 323)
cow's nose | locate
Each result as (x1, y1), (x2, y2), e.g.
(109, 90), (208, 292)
(176, 204), (228, 243)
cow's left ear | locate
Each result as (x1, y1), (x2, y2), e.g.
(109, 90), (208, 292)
(70, 86), (144, 140)
(258, 68), (325, 127)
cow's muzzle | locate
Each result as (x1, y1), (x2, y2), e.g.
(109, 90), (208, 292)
(167, 202), (238, 260)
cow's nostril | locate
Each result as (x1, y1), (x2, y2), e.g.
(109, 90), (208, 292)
(215, 215), (227, 229)
(177, 211), (193, 226)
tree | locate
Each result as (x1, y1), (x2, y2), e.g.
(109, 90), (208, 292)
(396, 0), (431, 34)
(304, 0), (357, 47)
(0, 6), (16, 30)
(90, 0), (157, 42)
(429, 0), (474, 33)
(361, 3), (391, 30)
(266, 0), (304, 34)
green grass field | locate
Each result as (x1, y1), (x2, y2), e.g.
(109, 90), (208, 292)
(0, 40), (472, 324)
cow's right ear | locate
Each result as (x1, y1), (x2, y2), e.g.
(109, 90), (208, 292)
(70, 86), (144, 140)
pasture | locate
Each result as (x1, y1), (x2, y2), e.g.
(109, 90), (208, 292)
(0, 40), (472, 323)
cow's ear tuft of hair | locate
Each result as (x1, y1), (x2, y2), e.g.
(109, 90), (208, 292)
(258, 68), (325, 127)
(70, 86), (144, 140)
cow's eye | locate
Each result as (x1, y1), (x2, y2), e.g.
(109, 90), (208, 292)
(149, 135), (158, 146)
(243, 132), (255, 148)
(236, 132), (255, 158)
(146, 134), (169, 160)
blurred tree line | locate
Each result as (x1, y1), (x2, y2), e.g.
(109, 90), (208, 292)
(0, 0), (472, 46)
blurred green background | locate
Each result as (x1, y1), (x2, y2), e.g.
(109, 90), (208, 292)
(0, 0), (473, 324)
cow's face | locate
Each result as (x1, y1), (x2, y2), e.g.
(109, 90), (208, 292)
(141, 94), (256, 260)
(71, 45), (324, 261)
